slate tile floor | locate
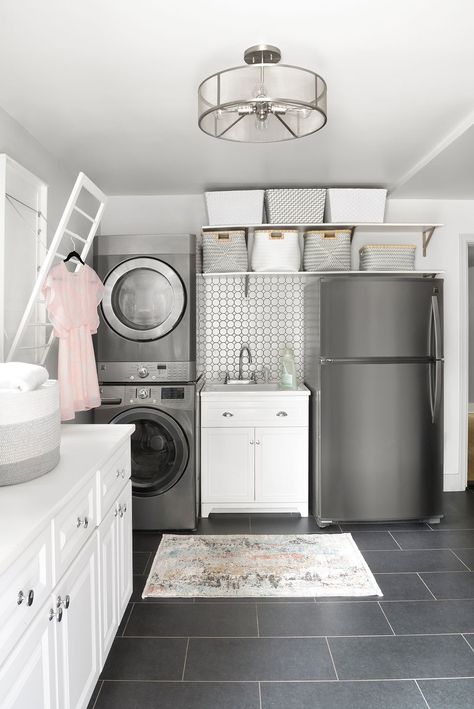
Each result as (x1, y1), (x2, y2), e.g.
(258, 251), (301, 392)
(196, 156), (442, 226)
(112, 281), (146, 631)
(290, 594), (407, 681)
(89, 491), (474, 709)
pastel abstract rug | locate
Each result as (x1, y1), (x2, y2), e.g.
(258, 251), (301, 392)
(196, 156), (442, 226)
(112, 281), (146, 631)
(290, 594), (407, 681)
(142, 534), (382, 598)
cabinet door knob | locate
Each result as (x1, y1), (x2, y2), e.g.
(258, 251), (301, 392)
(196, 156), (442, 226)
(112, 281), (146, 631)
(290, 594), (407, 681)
(255, 440), (261, 445)
(76, 516), (82, 528)
(17, 590), (24, 605)
(114, 506), (118, 517)
(83, 516), (89, 529)
(250, 440), (254, 445)
(276, 411), (288, 417)
(222, 411), (234, 417)
(49, 607), (63, 622)
(27, 589), (34, 607)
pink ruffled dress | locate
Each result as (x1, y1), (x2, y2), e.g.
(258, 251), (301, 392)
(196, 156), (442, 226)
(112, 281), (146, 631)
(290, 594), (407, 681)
(43, 262), (105, 421)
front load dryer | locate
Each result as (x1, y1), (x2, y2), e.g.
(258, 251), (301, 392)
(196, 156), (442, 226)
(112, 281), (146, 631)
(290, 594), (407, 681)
(94, 383), (197, 530)
(95, 233), (196, 383)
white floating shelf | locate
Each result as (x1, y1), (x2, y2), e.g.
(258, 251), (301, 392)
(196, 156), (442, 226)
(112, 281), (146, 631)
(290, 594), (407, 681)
(198, 271), (444, 277)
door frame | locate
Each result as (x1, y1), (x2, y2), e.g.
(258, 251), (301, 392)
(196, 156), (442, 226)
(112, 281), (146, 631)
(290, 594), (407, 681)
(458, 233), (474, 490)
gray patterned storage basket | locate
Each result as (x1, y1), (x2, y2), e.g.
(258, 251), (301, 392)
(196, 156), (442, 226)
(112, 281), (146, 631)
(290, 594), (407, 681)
(303, 230), (352, 271)
(202, 230), (248, 273)
(265, 188), (326, 224)
(359, 244), (416, 271)
(0, 380), (60, 486)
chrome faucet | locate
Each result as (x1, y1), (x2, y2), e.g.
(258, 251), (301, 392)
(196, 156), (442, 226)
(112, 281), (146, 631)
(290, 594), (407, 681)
(238, 345), (253, 380)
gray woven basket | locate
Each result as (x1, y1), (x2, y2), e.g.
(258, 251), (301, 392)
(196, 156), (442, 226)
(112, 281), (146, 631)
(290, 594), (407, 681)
(359, 244), (416, 271)
(202, 230), (248, 273)
(303, 230), (352, 271)
(265, 189), (326, 224)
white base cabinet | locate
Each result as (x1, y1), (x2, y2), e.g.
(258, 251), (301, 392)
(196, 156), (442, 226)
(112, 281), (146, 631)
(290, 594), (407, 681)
(201, 391), (310, 516)
(0, 425), (134, 709)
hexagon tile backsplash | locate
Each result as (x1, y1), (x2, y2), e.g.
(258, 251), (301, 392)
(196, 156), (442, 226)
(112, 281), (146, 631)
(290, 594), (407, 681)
(197, 275), (304, 382)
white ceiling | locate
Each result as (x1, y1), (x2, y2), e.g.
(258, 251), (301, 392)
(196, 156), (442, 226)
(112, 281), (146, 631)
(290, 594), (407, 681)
(0, 0), (474, 196)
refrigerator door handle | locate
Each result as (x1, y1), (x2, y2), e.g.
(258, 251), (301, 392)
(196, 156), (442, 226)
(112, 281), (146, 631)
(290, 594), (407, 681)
(429, 362), (435, 423)
(433, 360), (442, 423)
(431, 293), (442, 359)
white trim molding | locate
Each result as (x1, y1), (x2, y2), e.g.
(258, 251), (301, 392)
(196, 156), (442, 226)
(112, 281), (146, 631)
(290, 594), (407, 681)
(458, 233), (474, 491)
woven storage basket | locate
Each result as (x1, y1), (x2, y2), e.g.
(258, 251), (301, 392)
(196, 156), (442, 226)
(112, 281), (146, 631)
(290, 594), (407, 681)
(359, 244), (416, 271)
(265, 189), (326, 224)
(325, 188), (387, 223)
(303, 229), (352, 271)
(251, 229), (301, 272)
(202, 230), (248, 273)
(0, 380), (60, 486)
(205, 190), (265, 226)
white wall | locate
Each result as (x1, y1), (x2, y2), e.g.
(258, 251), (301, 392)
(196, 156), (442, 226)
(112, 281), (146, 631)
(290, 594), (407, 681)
(469, 265), (474, 403)
(102, 194), (474, 491)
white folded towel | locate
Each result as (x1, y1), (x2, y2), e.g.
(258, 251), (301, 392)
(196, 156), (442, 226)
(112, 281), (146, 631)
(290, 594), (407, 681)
(0, 362), (49, 392)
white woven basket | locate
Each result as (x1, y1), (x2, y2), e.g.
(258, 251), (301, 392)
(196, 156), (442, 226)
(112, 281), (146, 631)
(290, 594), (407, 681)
(303, 230), (352, 271)
(0, 380), (60, 486)
(326, 188), (387, 223)
(359, 244), (416, 271)
(251, 230), (301, 272)
(202, 230), (248, 273)
(205, 190), (265, 226)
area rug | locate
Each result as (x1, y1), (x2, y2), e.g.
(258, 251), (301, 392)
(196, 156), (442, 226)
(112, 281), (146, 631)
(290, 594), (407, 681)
(142, 534), (382, 598)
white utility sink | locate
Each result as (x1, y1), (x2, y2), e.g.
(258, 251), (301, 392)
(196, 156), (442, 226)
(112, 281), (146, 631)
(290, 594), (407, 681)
(202, 382), (310, 395)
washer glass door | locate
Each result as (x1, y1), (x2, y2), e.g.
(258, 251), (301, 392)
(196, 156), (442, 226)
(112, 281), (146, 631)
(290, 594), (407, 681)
(102, 257), (186, 341)
(111, 408), (189, 496)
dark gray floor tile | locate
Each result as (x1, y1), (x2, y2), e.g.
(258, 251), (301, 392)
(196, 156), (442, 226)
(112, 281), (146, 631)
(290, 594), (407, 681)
(374, 574), (434, 600)
(340, 522), (431, 531)
(381, 599), (474, 634)
(125, 602), (258, 637)
(95, 681), (260, 709)
(432, 515), (474, 530)
(184, 637), (336, 680)
(100, 637), (187, 680)
(418, 678), (474, 709)
(463, 633), (474, 651)
(453, 548), (474, 570)
(197, 514), (251, 534)
(391, 530), (474, 550)
(133, 532), (162, 552)
(116, 603), (134, 636)
(435, 492), (474, 530)
(329, 634), (474, 679)
(350, 531), (399, 550)
(133, 551), (150, 575)
(257, 601), (391, 636)
(362, 549), (467, 572)
(86, 680), (103, 709)
(421, 572), (474, 599)
(249, 515), (339, 534)
(260, 680), (426, 709)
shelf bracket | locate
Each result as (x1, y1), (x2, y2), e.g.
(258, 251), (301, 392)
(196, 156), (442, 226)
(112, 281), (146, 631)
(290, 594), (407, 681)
(244, 274), (249, 298)
(422, 226), (436, 257)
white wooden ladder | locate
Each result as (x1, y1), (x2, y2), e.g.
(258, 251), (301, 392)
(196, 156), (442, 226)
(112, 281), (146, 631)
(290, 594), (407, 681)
(7, 172), (107, 365)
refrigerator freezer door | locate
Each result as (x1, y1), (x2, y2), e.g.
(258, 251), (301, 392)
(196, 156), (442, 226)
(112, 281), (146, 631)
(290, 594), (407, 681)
(319, 361), (443, 522)
(320, 278), (443, 359)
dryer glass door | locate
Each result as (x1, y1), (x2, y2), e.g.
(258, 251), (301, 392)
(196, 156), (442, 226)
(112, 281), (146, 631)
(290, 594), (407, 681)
(111, 408), (189, 496)
(102, 257), (186, 341)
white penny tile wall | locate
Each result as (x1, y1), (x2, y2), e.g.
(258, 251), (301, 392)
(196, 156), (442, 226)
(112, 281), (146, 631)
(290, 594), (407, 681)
(197, 275), (304, 382)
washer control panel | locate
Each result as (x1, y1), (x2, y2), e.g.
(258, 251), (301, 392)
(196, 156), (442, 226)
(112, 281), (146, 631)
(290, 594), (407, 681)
(99, 384), (194, 408)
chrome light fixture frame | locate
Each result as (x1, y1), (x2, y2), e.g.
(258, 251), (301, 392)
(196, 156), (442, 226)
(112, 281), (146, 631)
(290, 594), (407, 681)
(198, 44), (327, 143)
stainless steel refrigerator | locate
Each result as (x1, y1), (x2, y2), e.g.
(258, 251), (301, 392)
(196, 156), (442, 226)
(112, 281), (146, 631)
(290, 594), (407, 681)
(304, 277), (444, 526)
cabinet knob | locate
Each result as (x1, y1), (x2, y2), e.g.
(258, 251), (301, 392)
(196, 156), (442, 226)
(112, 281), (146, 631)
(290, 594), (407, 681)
(276, 411), (288, 417)
(27, 589), (34, 607)
(250, 440), (254, 445)
(114, 506), (119, 517)
(17, 590), (24, 605)
(76, 516), (90, 529)
(255, 440), (261, 445)
(57, 594), (70, 610)
(49, 607), (63, 622)
(222, 411), (234, 417)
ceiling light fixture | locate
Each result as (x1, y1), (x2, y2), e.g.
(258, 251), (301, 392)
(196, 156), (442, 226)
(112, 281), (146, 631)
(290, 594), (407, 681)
(198, 44), (327, 143)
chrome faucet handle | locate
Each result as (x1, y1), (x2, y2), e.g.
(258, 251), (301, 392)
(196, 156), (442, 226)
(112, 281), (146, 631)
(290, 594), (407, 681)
(224, 371), (230, 384)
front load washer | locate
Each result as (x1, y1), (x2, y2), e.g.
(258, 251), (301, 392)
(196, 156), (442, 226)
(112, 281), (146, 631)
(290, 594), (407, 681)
(95, 234), (196, 383)
(94, 383), (197, 530)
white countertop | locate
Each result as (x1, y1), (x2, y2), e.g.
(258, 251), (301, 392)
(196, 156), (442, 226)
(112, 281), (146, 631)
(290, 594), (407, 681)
(202, 382), (310, 397)
(0, 424), (134, 575)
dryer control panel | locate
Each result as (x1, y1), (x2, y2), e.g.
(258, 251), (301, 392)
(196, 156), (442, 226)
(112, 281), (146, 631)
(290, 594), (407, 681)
(97, 361), (196, 383)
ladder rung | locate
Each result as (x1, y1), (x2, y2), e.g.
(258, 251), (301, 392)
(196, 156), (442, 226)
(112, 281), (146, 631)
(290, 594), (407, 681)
(18, 344), (49, 350)
(73, 205), (95, 222)
(25, 322), (52, 327)
(55, 252), (67, 259)
(65, 228), (87, 243)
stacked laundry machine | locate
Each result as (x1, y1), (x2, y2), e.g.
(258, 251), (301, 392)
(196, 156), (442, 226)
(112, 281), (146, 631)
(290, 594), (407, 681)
(93, 234), (198, 530)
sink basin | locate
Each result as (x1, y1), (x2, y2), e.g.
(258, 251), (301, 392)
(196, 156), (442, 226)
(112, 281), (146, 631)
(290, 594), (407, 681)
(224, 379), (256, 385)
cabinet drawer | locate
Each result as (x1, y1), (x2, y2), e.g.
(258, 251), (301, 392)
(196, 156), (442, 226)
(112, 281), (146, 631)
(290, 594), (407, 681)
(0, 526), (52, 668)
(96, 443), (131, 523)
(201, 399), (308, 428)
(52, 478), (96, 585)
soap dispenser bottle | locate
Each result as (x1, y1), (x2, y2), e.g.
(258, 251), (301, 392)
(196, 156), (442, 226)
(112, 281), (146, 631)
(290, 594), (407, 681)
(280, 344), (297, 390)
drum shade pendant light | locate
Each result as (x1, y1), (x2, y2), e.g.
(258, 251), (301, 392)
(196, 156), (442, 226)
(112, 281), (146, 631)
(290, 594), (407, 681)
(198, 44), (327, 143)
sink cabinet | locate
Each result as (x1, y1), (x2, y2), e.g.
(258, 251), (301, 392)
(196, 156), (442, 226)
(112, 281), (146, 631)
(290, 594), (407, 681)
(200, 390), (310, 516)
